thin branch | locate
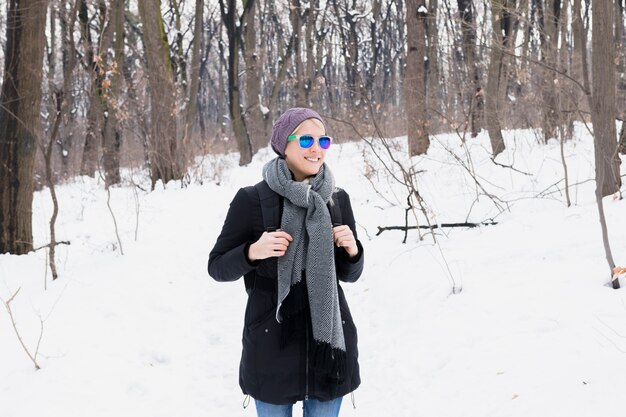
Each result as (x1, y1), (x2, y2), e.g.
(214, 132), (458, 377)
(490, 157), (533, 176)
(2, 288), (42, 370)
(33, 241), (70, 251)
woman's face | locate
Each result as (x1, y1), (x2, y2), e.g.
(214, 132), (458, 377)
(284, 118), (327, 181)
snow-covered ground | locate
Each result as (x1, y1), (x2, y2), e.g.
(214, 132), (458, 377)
(1, 126), (626, 417)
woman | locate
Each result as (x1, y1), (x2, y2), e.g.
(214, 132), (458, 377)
(208, 108), (364, 417)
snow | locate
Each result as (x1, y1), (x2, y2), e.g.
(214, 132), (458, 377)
(1, 126), (626, 417)
(259, 97), (270, 116)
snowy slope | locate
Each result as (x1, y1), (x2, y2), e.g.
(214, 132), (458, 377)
(1, 126), (626, 417)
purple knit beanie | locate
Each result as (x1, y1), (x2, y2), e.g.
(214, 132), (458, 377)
(270, 108), (326, 157)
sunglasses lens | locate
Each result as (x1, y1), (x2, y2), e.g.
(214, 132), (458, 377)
(319, 136), (331, 149)
(299, 135), (314, 148)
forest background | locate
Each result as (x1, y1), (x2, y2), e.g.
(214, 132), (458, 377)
(0, 0), (625, 258)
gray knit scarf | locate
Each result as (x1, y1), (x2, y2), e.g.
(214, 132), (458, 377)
(263, 157), (346, 379)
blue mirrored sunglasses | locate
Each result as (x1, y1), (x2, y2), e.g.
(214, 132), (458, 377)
(287, 134), (332, 150)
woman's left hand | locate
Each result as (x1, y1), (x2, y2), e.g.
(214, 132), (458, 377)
(332, 225), (359, 258)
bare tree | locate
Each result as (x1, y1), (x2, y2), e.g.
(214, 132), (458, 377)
(426, 0), (441, 114)
(457, 0), (483, 137)
(102, 0), (124, 188)
(539, 0), (561, 142)
(290, 0), (307, 107)
(484, 0), (507, 157)
(219, 0), (255, 165)
(590, 0), (621, 288)
(589, 0), (622, 197)
(0, 0), (49, 254)
(242, 0), (266, 153)
(79, 0), (105, 177)
(405, 0), (430, 156)
(139, 0), (182, 187)
(182, 0), (204, 167)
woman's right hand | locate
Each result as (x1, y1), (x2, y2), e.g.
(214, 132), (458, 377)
(248, 230), (293, 261)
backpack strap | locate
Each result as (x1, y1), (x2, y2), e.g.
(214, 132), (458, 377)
(254, 181), (281, 232)
(328, 190), (343, 226)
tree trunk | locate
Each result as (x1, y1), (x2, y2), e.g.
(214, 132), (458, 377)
(558, 0), (573, 139)
(426, 0), (440, 115)
(102, 0), (124, 188)
(139, 0), (181, 186)
(290, 0), (306, 107)
(304, 0), (320, 107)
(498, 0), (515, 113)
(457, 0), (483, 137)
(405, 0), (430, 156)
(332, 0), (360, 110)
(616, 0), (626, 151)
(367, 0), (382, 93)
(485, 0), (507, 157)
(590, 0), (622, 197)
(0, 0), (49, 254)
(243, 0), (266, 154)
(79, 0), (110, 177)
(572, 0), (591, 96)
(182, 0), (204, 164)
(219, 0), (254, 166)
(540, 0), (561, 142)
(169, 0), (186, 87)
(57, 4), (74, 176)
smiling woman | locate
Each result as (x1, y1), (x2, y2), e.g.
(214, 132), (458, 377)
(208, 108), (364, 417)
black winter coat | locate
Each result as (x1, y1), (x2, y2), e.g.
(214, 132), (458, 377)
(208, 182), (364, 405)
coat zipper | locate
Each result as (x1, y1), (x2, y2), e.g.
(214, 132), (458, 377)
(305, 313), (310, 400)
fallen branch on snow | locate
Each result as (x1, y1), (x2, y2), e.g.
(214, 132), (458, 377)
(376, 221), (498, 236)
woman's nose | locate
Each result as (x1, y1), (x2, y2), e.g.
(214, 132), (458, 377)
(310, 139), (322, 152)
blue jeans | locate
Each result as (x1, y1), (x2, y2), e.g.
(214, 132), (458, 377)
(254, 397), (342, 417)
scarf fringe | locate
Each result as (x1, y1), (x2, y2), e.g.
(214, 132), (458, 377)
(311, 341), (347, 382)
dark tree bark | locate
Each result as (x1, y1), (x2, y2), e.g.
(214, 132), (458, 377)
(616, 0), (626, 154)
(304, 0), (321, 107)
(485, 0), (507, 157)
(139, 0), (182, 186)
(169, 0), (186, 87)
(590, 0), (620, 288)
(0, 0), (49, 254)
(366, 0), (382, 93)
(405, 0), (430, 156)
(219, 0), (254, 165)
(182, 0), (204, 164)
(426, 0), (440, 113)
(540, 0), (561, 142)
(290, 0), (306, 107)
(589, 0), (622, 197)
(572, 0), (591, 95)
(79, 0), (111, 177)
(243, 0), (266, 153)
(457, 0), (483, 137)
(102, 0), (124, 188)
(332, 0), (362, 109)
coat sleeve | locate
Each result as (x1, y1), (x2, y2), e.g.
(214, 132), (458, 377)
(208, 188), (260, 282)
(335, 189), (364, 283)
